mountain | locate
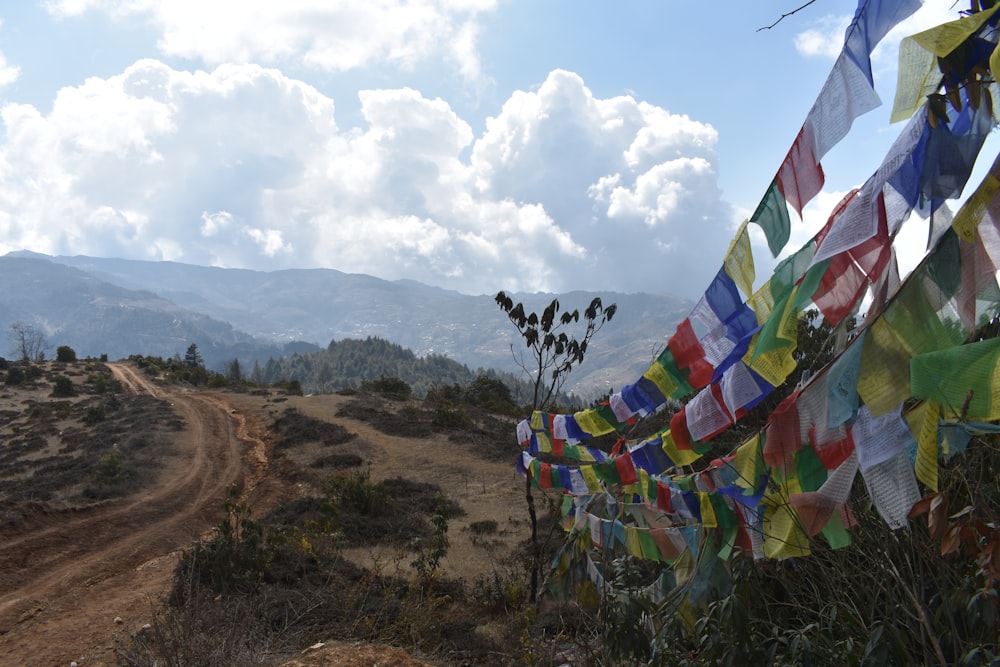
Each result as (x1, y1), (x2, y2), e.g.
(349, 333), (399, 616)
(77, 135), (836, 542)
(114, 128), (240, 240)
(0, 255), (291, 369)
(2, 252), (692, 398)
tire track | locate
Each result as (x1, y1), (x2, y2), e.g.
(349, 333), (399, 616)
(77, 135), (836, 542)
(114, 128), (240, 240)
(0, 363), (264, 666)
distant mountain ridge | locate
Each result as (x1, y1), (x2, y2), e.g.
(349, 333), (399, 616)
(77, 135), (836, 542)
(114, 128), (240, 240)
(1, 252), (692, 398)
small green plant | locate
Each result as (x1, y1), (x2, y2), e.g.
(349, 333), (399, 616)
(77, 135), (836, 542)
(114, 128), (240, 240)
(409, 493), (452, 582)
(96, 451), (124, 487)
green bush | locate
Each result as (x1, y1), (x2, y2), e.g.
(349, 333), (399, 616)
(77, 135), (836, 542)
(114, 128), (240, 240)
(360, 375), (412, 400)
(50, 375), (76, 397)
(56, 345), (77, 362)
(4, 365), (24, 385)
(83, 404), (106, 424)
(324, 466), (391, 516)
(173, 499), (274, 600)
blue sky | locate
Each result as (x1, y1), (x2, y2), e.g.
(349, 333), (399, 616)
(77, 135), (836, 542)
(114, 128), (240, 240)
(0, 1), (982, 298)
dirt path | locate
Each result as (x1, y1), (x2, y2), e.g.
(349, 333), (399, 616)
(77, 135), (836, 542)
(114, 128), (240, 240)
(0, 363), (268, 667)
(0, 372), (528, 666)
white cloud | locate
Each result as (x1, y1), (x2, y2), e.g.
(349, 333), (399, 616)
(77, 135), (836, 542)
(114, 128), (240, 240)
(795, 15), (850, 58)
(795, 3), (969, 64)
(0, 61), (738, 297)
(43, 0), (496, 81)
(471, 70), (736, 294)
(0, 20), (20, 91)
(0, 53), (18, 90)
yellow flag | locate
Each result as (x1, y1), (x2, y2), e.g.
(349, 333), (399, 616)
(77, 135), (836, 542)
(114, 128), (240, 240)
(763, 502), (810, 560)
(749, 345), (797, 388)
(724, 219), (756, 298)
(857, 319), (911, 416)
(574, 409), (615, 437)
(732, 435), (762, 489)
(580, 465), (601, 492)
(747, 281), (775, 326)
(776, 285), (800, 346)
(625, 525), (644, 558)
(906, 401), (940, 492)
(661, 428), (704, 466)
(893, 5), (1000, 122)
(953, 168), (1000, 243)
(698, 492), (718, 529)
(912, 5), (1000, 58)
(643, 361), (678, 400)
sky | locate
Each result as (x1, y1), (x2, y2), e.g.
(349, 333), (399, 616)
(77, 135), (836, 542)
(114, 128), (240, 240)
(0, 1), (986, 300)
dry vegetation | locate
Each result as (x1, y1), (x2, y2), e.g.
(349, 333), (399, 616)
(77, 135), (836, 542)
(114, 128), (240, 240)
(0, 359), (577, 666)
(0, 360), (181, 519)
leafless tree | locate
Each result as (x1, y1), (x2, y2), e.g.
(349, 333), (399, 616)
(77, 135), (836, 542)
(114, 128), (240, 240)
(7, 322), (46, 361)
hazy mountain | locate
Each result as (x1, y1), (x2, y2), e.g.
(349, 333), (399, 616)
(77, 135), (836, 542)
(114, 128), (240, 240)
(2, 252), (692, 398)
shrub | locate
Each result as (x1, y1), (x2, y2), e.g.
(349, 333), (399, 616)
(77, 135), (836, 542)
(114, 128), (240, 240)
(360, 375), (412, 401)
(464, 375), (518, 414)
(173, 498), (274, 599)
(83, 404), (106, 424)
(50, 375), (76, 397)
(96, 451), (124, 487)
(324, 466), (391, 516)
(55, 345), (77, 363)
(4, 365), (24, 386)
(274, 379), (303, 396)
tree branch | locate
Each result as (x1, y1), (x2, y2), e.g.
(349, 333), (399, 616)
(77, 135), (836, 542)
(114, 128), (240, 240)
(757, 0), (818, 31)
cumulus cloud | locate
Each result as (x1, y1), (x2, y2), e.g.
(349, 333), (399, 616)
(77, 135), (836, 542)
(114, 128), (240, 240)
(43, 0), (495, 81)
(0, 61), (738, 297)
(472, 70), (735, 293)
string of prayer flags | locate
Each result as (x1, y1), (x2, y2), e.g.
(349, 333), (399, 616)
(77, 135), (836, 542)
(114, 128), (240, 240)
(753, 0), (925, 256)
(523, 80), (991, 453)
(814, 110), (927, 264)
(512, 7), (1000, 585)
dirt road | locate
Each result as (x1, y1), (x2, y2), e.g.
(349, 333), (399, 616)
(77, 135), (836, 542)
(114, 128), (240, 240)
(0, 363), (268, 667)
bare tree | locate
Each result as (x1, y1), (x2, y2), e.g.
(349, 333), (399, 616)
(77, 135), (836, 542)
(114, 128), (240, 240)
(7, 322), (46, 361)
(495, 291), (617, 604)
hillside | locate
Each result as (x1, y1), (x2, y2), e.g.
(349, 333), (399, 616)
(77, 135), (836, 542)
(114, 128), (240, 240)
(3, 252), (692, 398)
(0, 359), (533, 666)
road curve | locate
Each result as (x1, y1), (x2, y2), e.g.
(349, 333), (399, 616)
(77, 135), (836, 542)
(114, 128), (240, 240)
(0, 363), (265, 666)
